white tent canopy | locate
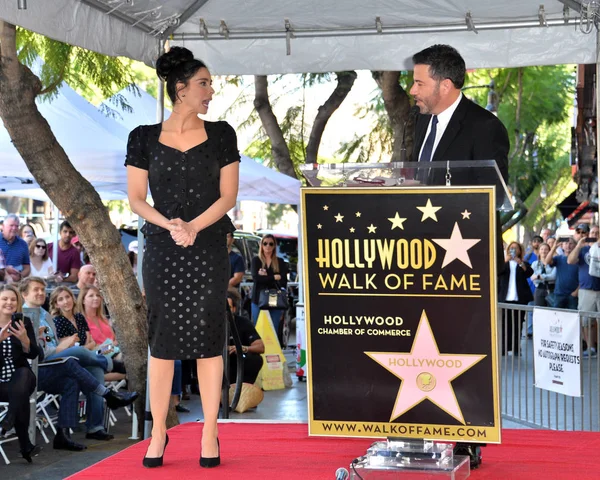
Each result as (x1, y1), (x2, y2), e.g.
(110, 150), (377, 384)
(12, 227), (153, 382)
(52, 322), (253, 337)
(0, 74), (129, 183)
(0, 81), (301, 204)
(0, 1), (596, 74)
(101, 87), (171, 131)
(2, 154), (301, 205)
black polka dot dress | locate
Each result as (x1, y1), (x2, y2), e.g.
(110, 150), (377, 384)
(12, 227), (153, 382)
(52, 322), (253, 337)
(125, 121), (240, 360)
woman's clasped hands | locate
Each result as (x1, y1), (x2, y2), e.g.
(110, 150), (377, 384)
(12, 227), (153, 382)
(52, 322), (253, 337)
(168, 218), (197, 248)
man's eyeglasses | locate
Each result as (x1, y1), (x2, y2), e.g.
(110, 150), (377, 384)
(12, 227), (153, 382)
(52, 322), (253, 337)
(262, 242), (274, 247)
(35, 245), (46, 250)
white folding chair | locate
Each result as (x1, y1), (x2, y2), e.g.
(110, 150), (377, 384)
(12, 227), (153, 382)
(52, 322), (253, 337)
(0, 402), (18, 465)
(35, 391), (59, 437)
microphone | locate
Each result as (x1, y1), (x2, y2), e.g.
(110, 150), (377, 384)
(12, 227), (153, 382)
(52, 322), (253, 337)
(335, 467), (349, 480)
(399, 105), (420, 162)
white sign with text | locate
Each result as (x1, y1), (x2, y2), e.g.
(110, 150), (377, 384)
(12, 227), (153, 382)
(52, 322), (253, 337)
(533, 308), (581, 397)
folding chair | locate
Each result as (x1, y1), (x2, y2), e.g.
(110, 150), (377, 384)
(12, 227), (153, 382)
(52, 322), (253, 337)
(35, 391), (58, 437)
(0, 402), (18, 465)
(105, 378), (130, 427)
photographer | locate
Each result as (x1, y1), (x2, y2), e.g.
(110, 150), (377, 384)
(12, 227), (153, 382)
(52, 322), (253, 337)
(498, 242), (533, 356)
(544, 238), (578, 310)
(567, 231), (600, 357)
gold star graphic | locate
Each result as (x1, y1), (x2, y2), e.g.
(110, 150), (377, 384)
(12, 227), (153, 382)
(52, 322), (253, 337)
(461, 210), (471, 219)
(356, 212), (362, 217)
(349, 227), (356, 233)
(387, 212), (407, 230)
(367, 224), (377, 234)
(417, 199), (442, 222)
(334, 213), (344, 223)
(323, 205), (329, 211)
(317, 224), (322, 229)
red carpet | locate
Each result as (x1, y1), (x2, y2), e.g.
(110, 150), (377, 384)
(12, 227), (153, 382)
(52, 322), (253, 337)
(67, 423), (600, 479)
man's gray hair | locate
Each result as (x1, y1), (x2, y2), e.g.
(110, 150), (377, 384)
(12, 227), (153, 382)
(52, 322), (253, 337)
(4, 213), (20, 223)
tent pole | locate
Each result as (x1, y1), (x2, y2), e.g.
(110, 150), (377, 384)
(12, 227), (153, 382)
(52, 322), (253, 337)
(52, 204), (59, 273)
(142, 37), (167, 442)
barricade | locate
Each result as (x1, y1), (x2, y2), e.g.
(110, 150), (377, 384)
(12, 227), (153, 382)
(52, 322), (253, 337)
(499, 302), (600, 431)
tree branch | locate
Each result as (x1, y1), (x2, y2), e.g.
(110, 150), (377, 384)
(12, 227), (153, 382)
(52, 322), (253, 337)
(305, 71), (357, 163)
(253, 75), (297, 178)
(373, 71), (412, 161)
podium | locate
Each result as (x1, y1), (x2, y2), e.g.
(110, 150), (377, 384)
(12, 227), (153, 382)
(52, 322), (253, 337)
(299, 161), (508, 478)
(300, 159), (512, 210)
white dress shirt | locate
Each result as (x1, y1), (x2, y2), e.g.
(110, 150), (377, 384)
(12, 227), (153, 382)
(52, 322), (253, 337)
(419, 92), (463, 161)
(505, 260), (519, 302)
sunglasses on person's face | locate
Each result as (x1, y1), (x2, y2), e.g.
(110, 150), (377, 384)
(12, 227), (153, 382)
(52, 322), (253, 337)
(35, 245), (46, 250)
(262, 242), (274, 247)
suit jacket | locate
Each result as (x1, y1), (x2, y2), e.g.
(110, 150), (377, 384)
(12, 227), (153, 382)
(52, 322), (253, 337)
(498, 261), (534, 304)
(412, 95), (510, 190)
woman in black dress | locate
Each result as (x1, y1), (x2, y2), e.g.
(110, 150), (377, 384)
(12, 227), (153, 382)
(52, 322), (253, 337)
(0, 285), (42, 462)
(126, 47), (240, 468)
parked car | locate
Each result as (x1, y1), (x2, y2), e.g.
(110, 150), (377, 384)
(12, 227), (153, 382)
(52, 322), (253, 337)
(231, 230), (261, 282)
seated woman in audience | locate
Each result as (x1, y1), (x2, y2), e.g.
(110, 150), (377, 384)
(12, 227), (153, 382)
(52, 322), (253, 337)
(50, 286), (96, 351)
(19, 224), (36, 246)
(77, 285), (117, 347)
(0, 284), (42, 462)
(77, 285), (125, 381)
(28, 238), (62, 281)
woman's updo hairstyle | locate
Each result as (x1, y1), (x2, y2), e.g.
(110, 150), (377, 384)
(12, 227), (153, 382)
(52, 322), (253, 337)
(156, 46), (207, 104)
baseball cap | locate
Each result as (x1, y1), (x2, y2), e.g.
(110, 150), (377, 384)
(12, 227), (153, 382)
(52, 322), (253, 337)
(576, 224), (590, 233)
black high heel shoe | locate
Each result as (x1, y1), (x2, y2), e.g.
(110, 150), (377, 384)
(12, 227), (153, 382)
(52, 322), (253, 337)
(200, 437), (220, 468)
(142, 433), (169, 468)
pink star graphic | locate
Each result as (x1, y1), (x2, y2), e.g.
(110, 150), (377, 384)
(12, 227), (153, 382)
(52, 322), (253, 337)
(432, 222), (481, 268)
(366, 310), (486, 424)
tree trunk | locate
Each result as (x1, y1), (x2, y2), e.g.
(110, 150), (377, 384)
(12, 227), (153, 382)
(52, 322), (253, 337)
(0, 21), (160, 432)
(253, 75), (297, 179)
(305, 71), (357, 164)
(373, 71), (412, 161)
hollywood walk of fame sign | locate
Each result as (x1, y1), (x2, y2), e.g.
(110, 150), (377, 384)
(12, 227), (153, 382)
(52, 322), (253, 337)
(301, 187), (501, 443)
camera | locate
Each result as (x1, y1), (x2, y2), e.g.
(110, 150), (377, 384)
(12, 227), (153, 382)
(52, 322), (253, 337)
(509, 248), (516, 259)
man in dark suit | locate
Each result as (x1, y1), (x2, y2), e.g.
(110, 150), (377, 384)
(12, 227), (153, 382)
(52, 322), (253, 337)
(411, 44), (509, 186)
(410, 45), (510, 469)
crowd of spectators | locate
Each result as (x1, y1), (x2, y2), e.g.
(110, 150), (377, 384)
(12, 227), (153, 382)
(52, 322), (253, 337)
(506, 224), (600, 357)
(0, 214), (140, 463)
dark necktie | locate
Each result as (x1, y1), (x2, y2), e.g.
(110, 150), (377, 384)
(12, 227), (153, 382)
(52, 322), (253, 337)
(419, 115), (438, 162)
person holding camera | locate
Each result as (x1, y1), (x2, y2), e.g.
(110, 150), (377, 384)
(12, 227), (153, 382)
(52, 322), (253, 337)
(498, 242), (533, 355)
(567, 227), (600, 357)
(0, 284), (42, 462)
(544, 238), (579, 310)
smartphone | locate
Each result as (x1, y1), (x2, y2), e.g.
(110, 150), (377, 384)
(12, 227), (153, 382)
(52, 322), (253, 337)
(585, 237), (596, 243)
(509, 248), (516, 258)
(11, 313), (23, 329)
(557, 236), (570, 243)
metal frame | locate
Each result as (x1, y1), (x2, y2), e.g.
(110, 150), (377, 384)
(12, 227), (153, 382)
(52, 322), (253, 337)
(172, 17), (582, 42)
(79, 0), (157, 34)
